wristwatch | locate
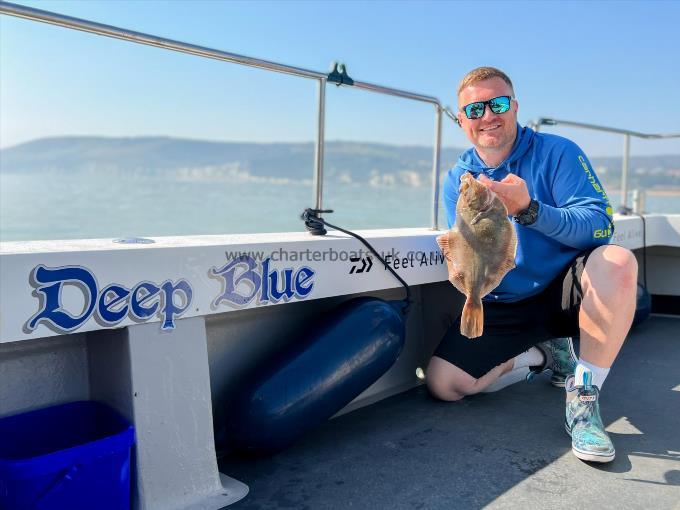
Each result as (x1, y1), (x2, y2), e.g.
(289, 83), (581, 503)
(514, 199), (540, 226)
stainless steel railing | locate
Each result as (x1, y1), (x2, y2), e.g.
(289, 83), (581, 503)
(0, 1), (451, 230)
(9, 2), (673, 226)
(529, 118), (680, 213)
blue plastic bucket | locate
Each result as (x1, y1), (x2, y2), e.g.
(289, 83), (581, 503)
(0, 401), (135, 510)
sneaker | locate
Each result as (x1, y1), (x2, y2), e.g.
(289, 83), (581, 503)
(525, 342), (553, 382)
(540, 337), (577, 387)
(565, 372), (615, 463)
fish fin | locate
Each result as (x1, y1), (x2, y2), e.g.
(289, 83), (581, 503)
(438, 233), (467, 293)
(477, 235), (517, 297)
(479, 258), (515, 298)
(494, 239), (518, 280)
(460, 296), (484, 339)
(448, 269), (467, 296)
(498, 258), (516, 273)
(436, 233), (452, 261)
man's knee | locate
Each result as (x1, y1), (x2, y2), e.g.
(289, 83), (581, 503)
(426, 377), (467, 401)
(586, 245), (638, 293)
(425, 357), (477, 401)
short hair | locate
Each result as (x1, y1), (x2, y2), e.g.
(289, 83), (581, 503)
(457, 67), (514, 98)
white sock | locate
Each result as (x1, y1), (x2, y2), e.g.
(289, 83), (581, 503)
(575, 358), (610, 390)
(513, 347), (544, 369)
(481, 367), (530, 393)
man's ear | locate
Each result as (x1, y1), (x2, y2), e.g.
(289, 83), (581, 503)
(456, 113), (463, 128)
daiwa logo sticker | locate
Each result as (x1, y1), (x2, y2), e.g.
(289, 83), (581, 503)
(25, 265), (193, 334)
(210, 255), (314, 309)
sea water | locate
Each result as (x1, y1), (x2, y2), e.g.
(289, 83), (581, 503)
(1, 171), (678, 242)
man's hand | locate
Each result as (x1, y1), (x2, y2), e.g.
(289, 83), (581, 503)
(478, 173), (531, 216)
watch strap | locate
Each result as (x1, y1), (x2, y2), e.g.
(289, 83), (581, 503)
(514, 199), (539, 226)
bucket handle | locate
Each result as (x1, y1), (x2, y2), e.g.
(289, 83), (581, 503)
(34, 464), (80, 508)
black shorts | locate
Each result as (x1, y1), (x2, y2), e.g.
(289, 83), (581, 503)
(433, 249), (595, 379)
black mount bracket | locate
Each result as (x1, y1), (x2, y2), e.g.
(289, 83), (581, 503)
(327, 62), (354, 87)
(301, 208), (334, 236)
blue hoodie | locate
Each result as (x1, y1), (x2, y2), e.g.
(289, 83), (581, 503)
(443, 124), (613, 302)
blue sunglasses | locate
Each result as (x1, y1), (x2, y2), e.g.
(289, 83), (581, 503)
(461, 95), (514, 120)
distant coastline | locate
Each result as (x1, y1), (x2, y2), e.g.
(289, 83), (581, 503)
(609, 188), (680, 197)
(2, 136), (678, 191)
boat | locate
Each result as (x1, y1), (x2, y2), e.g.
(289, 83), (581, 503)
(1, 3), (679, 509)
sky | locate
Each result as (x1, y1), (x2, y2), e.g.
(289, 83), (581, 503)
(1, 0), (679, 157)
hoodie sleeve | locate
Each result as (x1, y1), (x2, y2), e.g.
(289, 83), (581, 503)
(528, 141), (614, 250)
(442, 169), (461, 229)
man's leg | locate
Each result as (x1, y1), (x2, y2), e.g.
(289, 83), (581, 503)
(578, 245), (638, 376)
(426, 294), (553, 401)
(566, 244), (638, 463)
(426, 356), (514, 401)
(427, 345), (546, 400)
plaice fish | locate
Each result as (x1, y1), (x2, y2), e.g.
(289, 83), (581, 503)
(437, 172), (517, 338)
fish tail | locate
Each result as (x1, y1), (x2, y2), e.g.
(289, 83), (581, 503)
(460, 297), (484, 339)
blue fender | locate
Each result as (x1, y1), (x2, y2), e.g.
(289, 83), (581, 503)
(632, 283), (651, 328)
(223, 297), (405, 456)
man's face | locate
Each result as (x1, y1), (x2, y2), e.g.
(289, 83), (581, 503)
(457, 77), (518, 153)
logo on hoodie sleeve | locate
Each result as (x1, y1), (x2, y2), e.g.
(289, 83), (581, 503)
(578, 155), (613, 239)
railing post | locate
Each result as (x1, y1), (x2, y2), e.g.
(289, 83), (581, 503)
(313, 78), (326, 211)
(431, 105), (443, 230)
(620, 133), (631, 213)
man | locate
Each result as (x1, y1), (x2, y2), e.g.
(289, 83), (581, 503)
(428, 67), (638, 463)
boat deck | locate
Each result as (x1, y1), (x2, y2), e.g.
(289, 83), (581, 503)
(220, 315), (680, 510)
